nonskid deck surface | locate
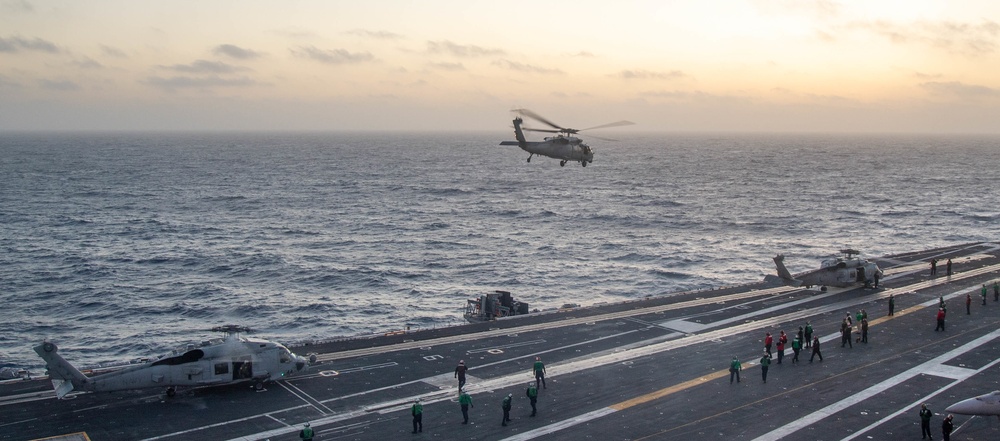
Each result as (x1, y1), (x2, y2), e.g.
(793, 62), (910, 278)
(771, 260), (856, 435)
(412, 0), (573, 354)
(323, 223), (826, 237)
(3, 243), (1000, 441)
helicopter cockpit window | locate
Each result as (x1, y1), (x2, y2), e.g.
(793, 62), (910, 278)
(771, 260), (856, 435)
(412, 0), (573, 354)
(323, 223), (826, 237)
(280, 349), (292, 363)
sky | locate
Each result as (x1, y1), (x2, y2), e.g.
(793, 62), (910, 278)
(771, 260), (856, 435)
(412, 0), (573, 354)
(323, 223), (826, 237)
(2, 0), (999, 133)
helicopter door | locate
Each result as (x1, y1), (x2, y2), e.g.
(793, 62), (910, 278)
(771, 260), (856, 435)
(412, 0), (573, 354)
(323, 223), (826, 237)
(856, 268), (865, 282)
(232, 358), (253, 380)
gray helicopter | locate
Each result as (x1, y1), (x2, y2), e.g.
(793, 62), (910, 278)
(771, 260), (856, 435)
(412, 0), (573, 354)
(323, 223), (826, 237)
(499, 109), (633, 167)
(34, 325), (314, 398)
(766, 249), (883, 291)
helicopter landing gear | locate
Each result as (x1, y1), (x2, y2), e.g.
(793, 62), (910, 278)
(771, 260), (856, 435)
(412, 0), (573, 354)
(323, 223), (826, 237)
(166, 386), (176, 397)
(253, 380), (266, 392)
(527, 154), (533, 163)
(559, 160), (566, 167)
(581, 161), (587, 167)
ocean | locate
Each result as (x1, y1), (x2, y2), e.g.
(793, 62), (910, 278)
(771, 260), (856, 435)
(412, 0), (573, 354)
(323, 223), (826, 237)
(1, 131), (998, 370)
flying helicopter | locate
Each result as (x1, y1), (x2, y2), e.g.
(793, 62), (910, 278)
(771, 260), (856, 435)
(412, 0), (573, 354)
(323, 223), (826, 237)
(499, 108), (634, 167)
(765, 249), (884, 291)
(34, 325), (315, 399)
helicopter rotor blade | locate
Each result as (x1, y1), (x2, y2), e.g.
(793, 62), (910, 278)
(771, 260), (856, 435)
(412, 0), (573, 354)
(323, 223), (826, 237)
(585, 134), (620, 142)
(514, 108), (565, 131)
(581, 120), (635, 131)
(521, 127), (563, 134)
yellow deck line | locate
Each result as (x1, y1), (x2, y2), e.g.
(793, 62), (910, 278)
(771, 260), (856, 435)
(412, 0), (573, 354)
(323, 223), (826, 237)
(605, 279), (990, 413)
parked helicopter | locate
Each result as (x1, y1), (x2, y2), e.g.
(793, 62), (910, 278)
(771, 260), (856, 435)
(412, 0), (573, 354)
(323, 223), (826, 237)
(946, 391), (1000, 419)
(34, 325), (315, 398)
(499, 108), (633, 167)
(765, 249), (884, 291)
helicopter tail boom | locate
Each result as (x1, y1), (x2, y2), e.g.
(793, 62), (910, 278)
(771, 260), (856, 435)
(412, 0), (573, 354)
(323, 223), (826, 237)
(511, 117), (527, 147)
(34, 341), (89, 398)
(772, 255), (804, 287)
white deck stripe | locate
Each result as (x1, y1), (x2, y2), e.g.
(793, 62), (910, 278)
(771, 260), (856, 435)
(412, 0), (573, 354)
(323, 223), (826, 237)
(500, 407), (618, 441)
(752, 329), (1000, 441)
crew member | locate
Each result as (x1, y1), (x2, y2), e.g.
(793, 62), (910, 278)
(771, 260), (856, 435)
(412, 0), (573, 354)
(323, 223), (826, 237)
(299, 422), (314, 441)
(942, 414), (954, 441)
(759, 352), (771, 383)
(809, 336), (822, 362)
(501, 393), (512, 426)
(919, 403), (933, 439)
(412, 398), (423, 433)
(459, 388), (474, 424)
(455, 360), (468, 390)
(533, 357), (546, 389)
(729, 356), (742, 383)
(526, 382), (538, 416)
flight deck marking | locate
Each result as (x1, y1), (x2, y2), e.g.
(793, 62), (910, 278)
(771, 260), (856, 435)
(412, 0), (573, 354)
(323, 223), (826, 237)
(264, 414), (290, 427)
(754, 329), (1000, 441)
(276, 381), (331, 415)
(494, 280), (998, 441)
(313, 362), (399, 378)
(149, 260), (1000, 441)
(466, 339), (546, 353)
(421, 354), (443, 361)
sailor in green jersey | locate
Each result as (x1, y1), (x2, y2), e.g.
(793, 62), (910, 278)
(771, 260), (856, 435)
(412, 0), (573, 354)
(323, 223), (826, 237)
(458, 388), (474, 424)
(533, 356), (546, 389)
(729, 356), (741, 384)
(791, 336), (802, 363)
(983, 284), (989, 305)
(526, 382), (538, 416)
(299, 422), (314, 441)
(759, 352), (771, 383)
(501, 393), (512, 426)
(411, 398), (423, 433)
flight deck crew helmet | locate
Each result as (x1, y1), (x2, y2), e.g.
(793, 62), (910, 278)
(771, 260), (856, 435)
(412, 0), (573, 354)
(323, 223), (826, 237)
(459, 360), (464, 364)
(304, 422), (310, 427)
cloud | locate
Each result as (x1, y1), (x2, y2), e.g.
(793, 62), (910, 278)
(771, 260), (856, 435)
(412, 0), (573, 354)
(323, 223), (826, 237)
(569, 51), (596, 58)
(3, 0), (33, 13)
(39, 79), (80, 91)
(144, 75), (258, 89)
(71, 57), (103, 69)
(100, 45), (128, 58)
(426, 40), (505, 57)
(615, 69), (686, 80)
(492, 60), (564, 75)
(346, 29), (403, 40)
(291, 45), (374, 64)
(428, 61), (465, 71)
(920, 81), (1000, 98)
(0, 73), (22, 88)
(912, 71), (942, 80)
(161, 60), (250, 74)
(213, 44), (261, 60)
(0, 35), (59, 53)
(848, 19), (1000, 56)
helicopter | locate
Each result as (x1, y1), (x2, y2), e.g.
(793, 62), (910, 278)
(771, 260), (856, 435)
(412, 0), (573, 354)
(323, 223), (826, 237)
(766, 249), (884, 291)
(499, 108), (634, 167)
(33, 325), (315, 399)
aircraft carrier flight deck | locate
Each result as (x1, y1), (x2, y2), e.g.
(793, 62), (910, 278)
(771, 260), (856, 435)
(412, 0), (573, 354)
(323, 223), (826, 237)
(3, 242), (1000, 441)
